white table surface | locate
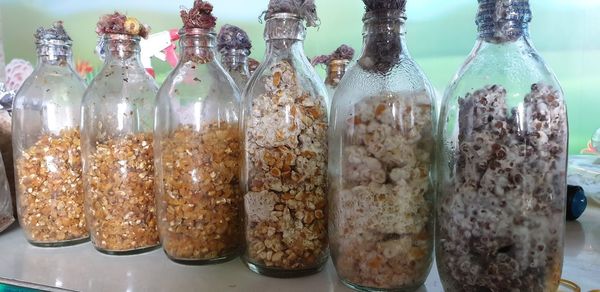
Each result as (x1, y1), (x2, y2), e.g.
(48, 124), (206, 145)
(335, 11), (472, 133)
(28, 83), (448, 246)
(0, 206), (599, 292)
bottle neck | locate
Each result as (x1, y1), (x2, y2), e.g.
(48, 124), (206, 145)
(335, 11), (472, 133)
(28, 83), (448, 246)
(221, 49), (249, 73)
(264, 13), (306, 56)
(325, 59), (349, 87)
(179, 29), (217, 64)
(358, 10), (407, 73)
(476, 0), (531, 43)
(36, 42), (73, 67)
(103, 34), (143, 66)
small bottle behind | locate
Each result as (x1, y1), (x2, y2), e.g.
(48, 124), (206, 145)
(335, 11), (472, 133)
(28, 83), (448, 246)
(81, 13), (160, 254)
(217, 24), (252, 92)
(155, 0), (242, 265)
(12, 21), (88, 246)
(311, 44), (355, 103)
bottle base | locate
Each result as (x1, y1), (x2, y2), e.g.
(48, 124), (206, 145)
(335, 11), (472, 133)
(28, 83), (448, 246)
(94, 244), (160, 255)
(242, 257), (325, 278)
(340, 278), (425, 292)
(165, 249), (240, 266)
(27, 236), (90, 247)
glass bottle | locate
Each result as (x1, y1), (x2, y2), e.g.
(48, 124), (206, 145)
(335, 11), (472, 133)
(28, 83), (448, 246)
(220, 49), (251, 92)
(436, 1), (567, 291)
(328, 3), (436, 291)
(155, 28), (242, 264)
(241, 12), (329, 277)
(323, 59), (349, 99)
(81, 33), (160, 254)
(12, 22), (88, 246)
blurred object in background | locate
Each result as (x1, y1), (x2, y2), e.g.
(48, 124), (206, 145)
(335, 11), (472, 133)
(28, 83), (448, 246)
(140, 29), (180, 78)
(4, 59), (33, 92)
(311, 44), (355, 100)
(248, 57), (260, 76)
(0, 14), (15, 232)
(569, 128), (600, 204)
(75, 59), (95, 83)
(566, 185), (587, 221)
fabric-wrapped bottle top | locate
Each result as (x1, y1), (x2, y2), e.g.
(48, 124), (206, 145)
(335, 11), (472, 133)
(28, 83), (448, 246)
(263, 0), (319, 27)
(363, 0), (407, 12)
(34, 21), (72, 44)
(96, 12), (150, 38)
(311, 44), (355, 66)
(476, 0), (532, 43)
(180, 0), (217, 30)
(217, 24), (252, 55)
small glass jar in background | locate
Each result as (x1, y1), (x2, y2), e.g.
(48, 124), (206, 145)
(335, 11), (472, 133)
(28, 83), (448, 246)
(436, 0), (568, 291)
(0, 153), (14, 233)
(311, 44), (354, 103)
(0, 86), (15, 233)
(241, 1), (329, 277)
(328, 1), (436, 290)
(217, 24), (252, 92)
(81, 13), (159, 255)
(12, 22), (88, 246)
(155, 1), (242, 265)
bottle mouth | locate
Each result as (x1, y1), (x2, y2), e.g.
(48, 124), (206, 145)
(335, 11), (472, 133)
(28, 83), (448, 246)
(265, 12), (303, 22)
(220, 48), (249, 57)
(35, 39), (72, 47)
(363, 9), (407, 22)
(103, 33), (141, 42)
(181, 28), (216, 37)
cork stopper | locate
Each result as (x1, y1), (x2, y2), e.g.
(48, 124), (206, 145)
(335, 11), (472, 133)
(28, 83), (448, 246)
(180, 0), (217, 30)
(96, 12), (150, 38)
(217, 24), (252, 55)
(263, 0), (319, 27)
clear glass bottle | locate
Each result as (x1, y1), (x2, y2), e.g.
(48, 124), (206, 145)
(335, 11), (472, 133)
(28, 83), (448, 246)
(12, 22), (88, 246)
(217, 24), (252, 91)
(323, 59), (349, 99)
(436, 1), (567, 291)
(328, 3), (435, 291)
(155, 27), (242, 264)
(241, 12), (329, 277)
(81, 33), (160, 255)
(221, 50), (251, 92)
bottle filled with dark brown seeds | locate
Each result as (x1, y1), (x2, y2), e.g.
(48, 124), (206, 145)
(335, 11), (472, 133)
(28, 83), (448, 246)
(436, 1), (568, 291)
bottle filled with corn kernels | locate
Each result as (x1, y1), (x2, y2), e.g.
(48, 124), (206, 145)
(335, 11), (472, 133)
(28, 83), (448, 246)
(81, 13), (160, 255)
(154, 0), (243, 265)
(12, 21), (88, 246)
(241, 0), (329, 278)
(436, 1), (567, 291)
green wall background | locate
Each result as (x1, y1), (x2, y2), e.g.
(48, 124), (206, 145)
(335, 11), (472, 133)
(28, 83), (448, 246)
(1, 0), (598, 154)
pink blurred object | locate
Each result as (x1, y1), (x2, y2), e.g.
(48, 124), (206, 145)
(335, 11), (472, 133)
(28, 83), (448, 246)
(140, 29), (180, 77)
(5, 59), (33, 92)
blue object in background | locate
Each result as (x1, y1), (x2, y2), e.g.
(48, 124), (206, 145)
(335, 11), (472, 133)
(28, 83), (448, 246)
(567, 185), (587, 221)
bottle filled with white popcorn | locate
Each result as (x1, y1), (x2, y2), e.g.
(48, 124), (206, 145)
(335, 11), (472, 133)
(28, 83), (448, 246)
(154, 1), (243, 265)
(12, 21), (88, 246)
(328, 0), (436, 290)
(81, 13), (160, 255)
(240, 0), (329, 277)
(436, 1), (567, 291)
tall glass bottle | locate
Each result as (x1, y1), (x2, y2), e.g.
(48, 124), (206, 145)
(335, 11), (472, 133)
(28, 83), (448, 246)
(241, 9), (329, 277)
(155, 24), (242, 265)
(436, 1), (567, 291)
(81, 15), (160, 254)
(217, 24), (252, 91)
(328, 1), (435, 290)
(12, 22), (88, 246)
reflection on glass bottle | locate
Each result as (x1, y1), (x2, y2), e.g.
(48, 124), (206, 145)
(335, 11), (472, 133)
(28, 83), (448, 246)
(155, 0), (242, 265)
(241, 0), (329, 277)
(436, 1), (568, 291)
(12, 21), (88, 246)
(81, 13), (159, 255)
(328, 1), (436, 290)
(217, 24), (252, 92)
